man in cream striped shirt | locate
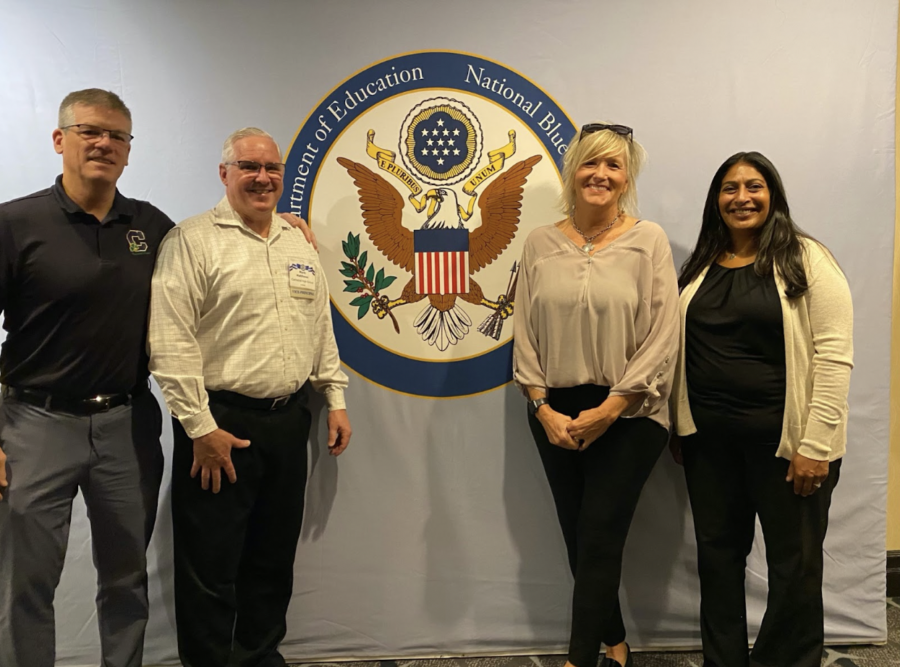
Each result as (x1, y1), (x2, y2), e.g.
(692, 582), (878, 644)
(148, 127), (350, 667)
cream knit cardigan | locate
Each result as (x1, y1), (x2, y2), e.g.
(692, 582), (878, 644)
(671, 238), (853, 461)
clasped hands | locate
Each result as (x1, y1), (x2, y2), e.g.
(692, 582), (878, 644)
(538, 405), (616, 451)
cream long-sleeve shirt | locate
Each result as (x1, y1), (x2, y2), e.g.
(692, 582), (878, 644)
(513, 221), (680, 429)
(148, 198), (348, 439)
(671, 238), (853, 461)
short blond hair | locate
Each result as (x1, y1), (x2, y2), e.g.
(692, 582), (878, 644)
(560, 124), (647, 218)
(58, 89), (131, 128)
(221, 127), (281, 163)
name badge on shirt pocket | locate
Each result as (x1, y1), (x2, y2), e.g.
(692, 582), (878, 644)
(288, 262), (316, 299)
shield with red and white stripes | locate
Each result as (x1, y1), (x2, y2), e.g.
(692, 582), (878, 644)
(413, 228), (469, 295)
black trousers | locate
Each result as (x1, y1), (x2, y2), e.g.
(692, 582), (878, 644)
(528, 385), (668, 667)
(682, 433), (841, 667)
(171, 393), (312, 667)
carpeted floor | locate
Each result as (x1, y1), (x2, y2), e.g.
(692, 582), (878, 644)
(290, 597), (900, 667)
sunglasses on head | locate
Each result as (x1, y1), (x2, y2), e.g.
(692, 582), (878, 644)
(580, 123), (633, 141)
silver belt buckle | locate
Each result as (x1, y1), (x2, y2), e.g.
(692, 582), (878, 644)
(270, 395), (291, 410)
(89, 395), (112, 412)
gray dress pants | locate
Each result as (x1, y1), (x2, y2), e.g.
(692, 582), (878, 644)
(0, 390), (164, 667)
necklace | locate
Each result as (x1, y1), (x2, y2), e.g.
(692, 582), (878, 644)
(571, 211), (621, 252)
(726, 250), (758, 262)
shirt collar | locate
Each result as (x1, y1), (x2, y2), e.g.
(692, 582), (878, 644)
(51, 174), (136, 223)
(213, 196), (289, 239)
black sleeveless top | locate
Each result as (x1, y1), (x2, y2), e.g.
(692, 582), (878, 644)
(685, 263), (786, 445)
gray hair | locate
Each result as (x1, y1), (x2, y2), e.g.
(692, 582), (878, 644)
(58, 88), (132, 128)
(221, 127), (281, 163)
(560, 123), (648, 218)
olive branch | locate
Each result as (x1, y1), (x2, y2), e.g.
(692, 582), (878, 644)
(339, 233), (400, 332)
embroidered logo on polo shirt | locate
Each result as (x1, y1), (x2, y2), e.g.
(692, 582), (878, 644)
(126, 230), (150, 255)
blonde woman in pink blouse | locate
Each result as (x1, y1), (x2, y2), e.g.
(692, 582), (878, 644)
(513, 124), (680, 667)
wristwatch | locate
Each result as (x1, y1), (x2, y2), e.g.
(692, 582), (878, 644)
(528, 397), (549, 415)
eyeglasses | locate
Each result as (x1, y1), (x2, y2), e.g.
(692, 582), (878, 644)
(224, 160), (286, 178)
(61, 124), (133, 145)
(580, 123), (633, 141)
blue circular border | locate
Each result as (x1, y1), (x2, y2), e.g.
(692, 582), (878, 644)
(279, 51), (574, 397)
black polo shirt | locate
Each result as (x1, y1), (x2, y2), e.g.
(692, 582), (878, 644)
(0, 176), (174, 396)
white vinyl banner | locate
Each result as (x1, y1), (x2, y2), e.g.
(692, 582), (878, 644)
(0, 0), (894, 664)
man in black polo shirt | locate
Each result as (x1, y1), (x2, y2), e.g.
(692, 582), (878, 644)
(0, 89), (174, 667)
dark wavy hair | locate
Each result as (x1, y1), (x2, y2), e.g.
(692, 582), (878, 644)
(678, 151), (809, 298)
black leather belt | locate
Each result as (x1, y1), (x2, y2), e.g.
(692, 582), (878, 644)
(1, 383), (146, 415)
(207, 389), (302, 411)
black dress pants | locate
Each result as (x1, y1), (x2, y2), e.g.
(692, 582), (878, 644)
(528, 385), (668, 667)
(682, 433), (841, 667)
(171, 393), (311, 667)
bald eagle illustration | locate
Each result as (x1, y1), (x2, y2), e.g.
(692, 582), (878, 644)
(337, 154), (542, 351)
(421, 188), (464, 230)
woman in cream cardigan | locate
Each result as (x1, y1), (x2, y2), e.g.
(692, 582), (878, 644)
(670, 151), (853, 667)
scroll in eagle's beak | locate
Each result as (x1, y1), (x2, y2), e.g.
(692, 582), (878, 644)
(425, 189), (443, 218)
